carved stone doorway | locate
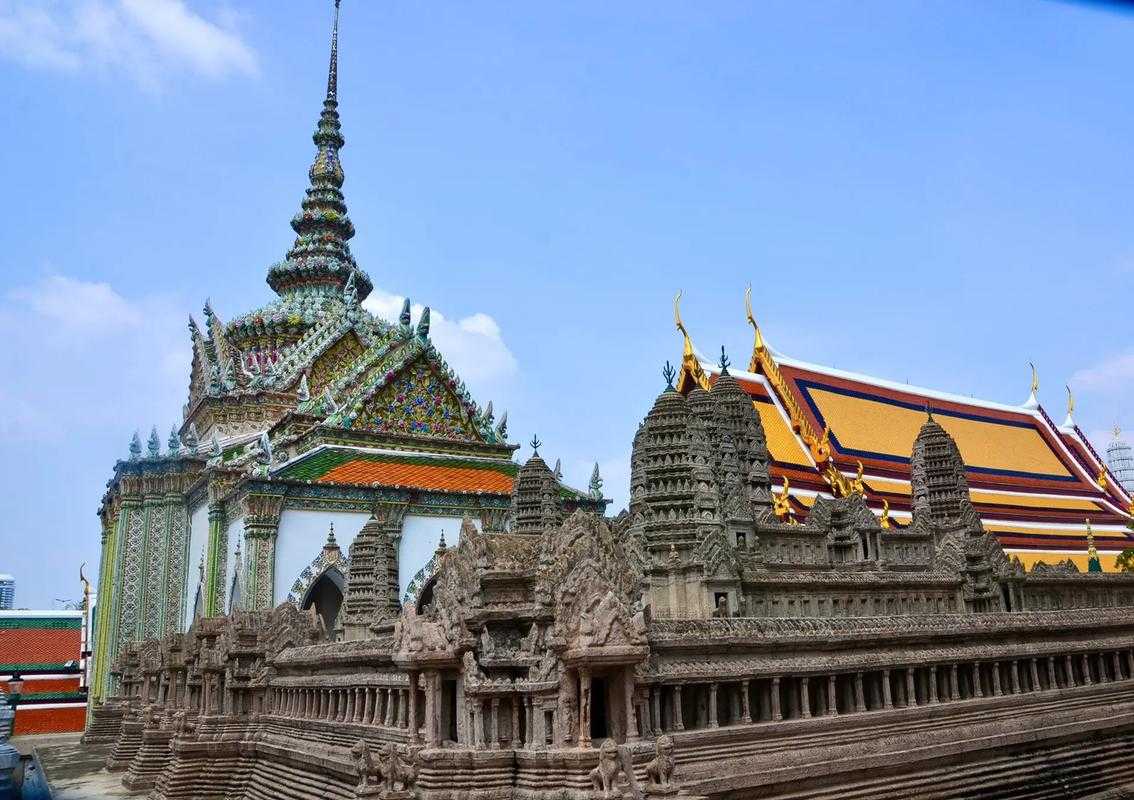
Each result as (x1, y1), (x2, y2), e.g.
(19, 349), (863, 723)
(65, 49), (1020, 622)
(590, 676), (609, 742)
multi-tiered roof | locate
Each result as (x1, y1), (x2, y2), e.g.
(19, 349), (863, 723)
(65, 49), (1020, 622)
(170, 1), (600, 508)
(675, 292), (1134, 570)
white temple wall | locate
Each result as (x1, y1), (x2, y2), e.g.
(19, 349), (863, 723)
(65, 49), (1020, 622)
(398, 515), (474, 599)
(224, 515), (243, 613)
(274, 509), (369, 604)
(182, 503), (209, 630)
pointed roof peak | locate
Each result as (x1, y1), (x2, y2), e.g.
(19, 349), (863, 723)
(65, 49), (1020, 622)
(266, 0), (372, 302)
(327, 0), (341, 103)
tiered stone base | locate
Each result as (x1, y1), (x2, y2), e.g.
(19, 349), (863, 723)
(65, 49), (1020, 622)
(106, 719), (144, 771)
(81, 704), (125, 745)
(122, 728), (174, 792)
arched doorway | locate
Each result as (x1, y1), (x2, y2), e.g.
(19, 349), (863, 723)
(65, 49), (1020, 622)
(301, 567), (345, 639)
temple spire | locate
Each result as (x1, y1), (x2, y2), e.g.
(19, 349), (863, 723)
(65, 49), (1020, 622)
(266, 0), (373, 302)
(327, 0), (340, 102)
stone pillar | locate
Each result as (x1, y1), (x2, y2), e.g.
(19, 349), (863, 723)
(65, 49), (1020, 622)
(1030, 659), (1041, 692)
(854, 673), (866, 712)
(800, 678), (811, 719)
(625, 670), (640, 741)
(1047, 656), (1057, 689)
(363, 688), (373, 724)
(1010, 661), (1020, 694)
(510, 695), (521, 749)
(473, 700), (485, 749)
(1082, 654), (1092, 685)
(740, 680), (752, 723)
(882, 670), (893, 709)
(730, 685), (741, 724)
(344, 689), (354, 723)
(827, 675), (838, 716)
(672, 685), (684, 731)
(1114, 651), (1124, 682)
(990, 663), (1002, 696)
(708, 683), (719, 727)
(651, 689), (662, 734)
(426, 672), (441, 748)
(578, 668), (592, 748)
(972, 664), (983, 698)
(408, 672), (420, 744)
(949, 664), (959, 701)
(771, 678), (782, 721)
(929, 667), (939, 704)
(398, 689), (408, 728)
(1126, 649), (1134, 679)
(490, 698), (501, 750)
(905, 669), (917, 707)
(534, 701), (547, 750)
(524, 697), (534, 749)
(1099, 653), (1110, 683)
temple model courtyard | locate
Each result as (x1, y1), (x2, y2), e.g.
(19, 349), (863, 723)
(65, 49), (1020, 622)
(80, 3), (1134, 799)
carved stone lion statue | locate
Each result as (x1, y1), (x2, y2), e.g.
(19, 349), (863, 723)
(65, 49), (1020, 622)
(589, 739), (624, 797)
(645, 734), (676, 789)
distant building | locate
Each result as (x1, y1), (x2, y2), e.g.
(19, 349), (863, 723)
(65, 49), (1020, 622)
(0, 610), (87, 735)
(1108, 428), (1134, 494)
(0, 575), (13, 610)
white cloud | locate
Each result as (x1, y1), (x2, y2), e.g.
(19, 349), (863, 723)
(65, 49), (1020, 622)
(363, 287), (519, 391)
(1070, 352), (1134, 395)
(0, 274), (187, 442)
(0, 0), (257, 87)
(9, 274), (143, 334)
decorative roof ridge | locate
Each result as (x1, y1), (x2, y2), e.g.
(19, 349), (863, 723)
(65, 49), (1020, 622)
(326, 331), (503, 445)
(268, 304), (390, 391)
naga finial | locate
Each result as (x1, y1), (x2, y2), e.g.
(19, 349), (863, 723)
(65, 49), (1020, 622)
(662, 360), (677, 390)
(773, 475), (793, 523)
(880, 499), (891, 529)
(718, 346), (731, 376)
(673, 290), (687, 336)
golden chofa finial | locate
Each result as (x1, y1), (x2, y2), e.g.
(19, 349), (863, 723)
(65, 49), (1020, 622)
(674, 290), (694, 358)
(1023, 361), (1040, 409)
(1066, 385), (1075, 416)
(879, 499), (891, 529)
(672, 291), (710, 391)
(744, 284), (766, 361)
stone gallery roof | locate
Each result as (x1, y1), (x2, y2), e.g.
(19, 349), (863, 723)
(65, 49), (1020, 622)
(675, 301), (1134, 568)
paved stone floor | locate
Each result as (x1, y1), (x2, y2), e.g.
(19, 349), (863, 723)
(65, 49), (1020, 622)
(12, 733), (132, 799)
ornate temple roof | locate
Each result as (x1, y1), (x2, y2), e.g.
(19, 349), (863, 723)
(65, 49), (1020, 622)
(273, 445), (599, 505)
(674, 294), (1134, 569)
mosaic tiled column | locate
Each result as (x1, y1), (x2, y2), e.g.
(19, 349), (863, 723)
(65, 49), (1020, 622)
(242, 493), (284, 611)
(204, 498), (227, 616)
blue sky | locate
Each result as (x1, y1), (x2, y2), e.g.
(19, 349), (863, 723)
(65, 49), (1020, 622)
(0, 0), (1131, 608)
